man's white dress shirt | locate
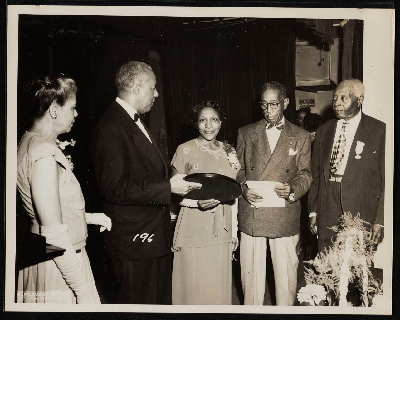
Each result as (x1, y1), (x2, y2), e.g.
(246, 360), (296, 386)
(116, 97), (152, 143)
(266, 117), (285, 153)
(330, 111), (362, 175)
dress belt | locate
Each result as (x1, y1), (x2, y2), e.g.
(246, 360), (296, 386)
(329, 174), (343, 183)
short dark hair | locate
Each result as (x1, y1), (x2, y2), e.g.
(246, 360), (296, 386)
(27, 73), (77, 120)
(296, 107), (311, 117)
(115, 61), (153, 93)
(190, 100), (226, 126)
(304, 113), (321, 132)
(260, 81), (287, 101)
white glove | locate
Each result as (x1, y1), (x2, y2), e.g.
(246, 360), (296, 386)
(85, 213), (112, 232)
(41, 224), (99, 304)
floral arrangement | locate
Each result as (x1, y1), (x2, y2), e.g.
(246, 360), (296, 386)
(56, 138), (76, 170)
(298, 212), (383, 307)
(222, 140), (240, 170)
(297, 284), (327, 306)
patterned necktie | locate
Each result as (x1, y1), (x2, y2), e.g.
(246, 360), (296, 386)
(266, 121), (284, 130)
(329, 121), (348, 176)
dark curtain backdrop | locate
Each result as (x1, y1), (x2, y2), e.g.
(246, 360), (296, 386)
(165, 19), (297, 149)
(342, 20), (363, 81)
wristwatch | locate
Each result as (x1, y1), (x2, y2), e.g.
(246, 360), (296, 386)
(288, 184), (295, 203)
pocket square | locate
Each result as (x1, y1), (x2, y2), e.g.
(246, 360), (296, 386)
(289, 148), (298, 155)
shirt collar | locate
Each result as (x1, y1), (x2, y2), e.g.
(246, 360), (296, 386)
(266, 116), (285, 129)
(116, 97), (139, 121)
(339, 110), (362, 127)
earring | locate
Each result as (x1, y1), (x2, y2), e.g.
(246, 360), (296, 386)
(51, 112), (57, 120)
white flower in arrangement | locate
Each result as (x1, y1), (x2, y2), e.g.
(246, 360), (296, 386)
(354, 141), (365, 159)
(297, 284), (327, 306)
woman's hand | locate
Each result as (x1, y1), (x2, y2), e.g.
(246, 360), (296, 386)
(85, 213), (112, 232)
(198, 199), (220, 210)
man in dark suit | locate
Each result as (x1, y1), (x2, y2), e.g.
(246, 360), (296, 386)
(236, 81), (312, 306)
(308, 79), (385, 252)
(92, 61), (200, 304)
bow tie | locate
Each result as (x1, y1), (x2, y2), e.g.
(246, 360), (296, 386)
(133, 113), (141, 122)
(266, 122), (284, 130)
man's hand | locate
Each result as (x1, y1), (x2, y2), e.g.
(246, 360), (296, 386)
(232, 237), (239, 252)
(242, 184), (263, 205)
(198, 199), (220, 210)
(274, 182), (291, 199)
(170, 174), (202, 196)
(231, 237), (239, 260)
(371, 224), (384, 246)
(309, 215), (317, 236)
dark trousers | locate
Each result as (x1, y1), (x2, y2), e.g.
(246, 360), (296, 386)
(318, 181), (343, 252)
(105, 254), (172, 305)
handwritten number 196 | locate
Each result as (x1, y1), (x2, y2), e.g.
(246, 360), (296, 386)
(133, 233), (154, 243)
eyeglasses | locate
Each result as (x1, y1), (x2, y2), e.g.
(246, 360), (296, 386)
(260, 101), (283, 110)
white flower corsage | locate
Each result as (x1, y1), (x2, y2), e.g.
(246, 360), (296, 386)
(223, 141), (240, 170)
(56, 138), (76, 170)
(354, 141), (365, 160)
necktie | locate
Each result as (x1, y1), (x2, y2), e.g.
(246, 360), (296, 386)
(329, 121), (348, 176)
(133, 113), (140, 122)
(266, 121), (284, 130)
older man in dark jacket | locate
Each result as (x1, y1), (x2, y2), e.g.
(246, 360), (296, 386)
(308, 79), (385, 252)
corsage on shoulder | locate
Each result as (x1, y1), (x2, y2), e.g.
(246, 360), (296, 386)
(56, 138), (76, 171)
(223, 141), (239, 170)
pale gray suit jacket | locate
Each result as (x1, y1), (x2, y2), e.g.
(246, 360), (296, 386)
(236, 118), (312, 238)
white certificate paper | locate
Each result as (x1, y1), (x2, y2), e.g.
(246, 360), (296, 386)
(246, 181), (286, 208)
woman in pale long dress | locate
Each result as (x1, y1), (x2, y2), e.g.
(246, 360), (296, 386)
(17, 74), (111, 304)
(171, 101), (240, 305)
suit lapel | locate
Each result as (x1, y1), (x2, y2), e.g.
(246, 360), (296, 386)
(249, 120), (271, 166)
(115, 102), (169, 178)
(259, 120), (297, 181)
(344, 113), (369, 174)
(322, 120), (337, 183)
(139, 121), (169, 177)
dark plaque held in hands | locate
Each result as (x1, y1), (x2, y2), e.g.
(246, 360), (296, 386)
(184, 173), (242, 202)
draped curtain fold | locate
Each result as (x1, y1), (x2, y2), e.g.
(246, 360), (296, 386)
(297, 19), (335, 44)
(164, 19), (296, 153)
(342, 20), (363, 81)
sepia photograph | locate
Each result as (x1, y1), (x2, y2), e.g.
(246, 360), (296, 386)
(5, 5), (394, 315)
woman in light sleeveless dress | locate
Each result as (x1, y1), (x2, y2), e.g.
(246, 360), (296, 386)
(17, 74), (111, 304)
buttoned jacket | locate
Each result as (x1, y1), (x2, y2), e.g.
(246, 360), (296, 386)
(91, 101), (172, 260)
(236, 118), (312, 238)
(308, 113), (385, 229)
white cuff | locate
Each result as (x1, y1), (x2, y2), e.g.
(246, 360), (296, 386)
(179, 198), (198, 208)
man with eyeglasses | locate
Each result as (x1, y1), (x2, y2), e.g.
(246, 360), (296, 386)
(236, 81), (312, 306)
(308, 79), (385, 253)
